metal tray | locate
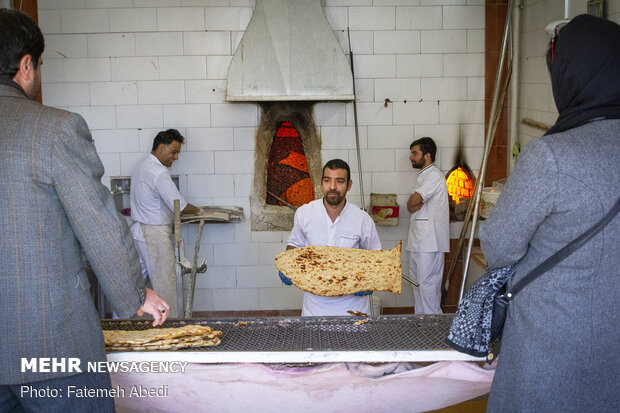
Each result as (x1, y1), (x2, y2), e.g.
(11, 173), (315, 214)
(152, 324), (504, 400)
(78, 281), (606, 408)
(101, 314), (454, 352)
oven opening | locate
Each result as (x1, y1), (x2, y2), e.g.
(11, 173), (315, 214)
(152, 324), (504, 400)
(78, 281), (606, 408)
(266, 122), (314, 208)
(251, 103), (322, 231)
(446, 161), (476, 221)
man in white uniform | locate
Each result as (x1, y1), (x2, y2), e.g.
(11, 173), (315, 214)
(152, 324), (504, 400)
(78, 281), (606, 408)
(283, 159), (381, 316)
(130, 129), (202, 317)
(406, 137), (449, 314)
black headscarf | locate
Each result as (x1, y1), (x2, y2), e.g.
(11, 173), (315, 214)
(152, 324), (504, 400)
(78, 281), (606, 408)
(546, 14), (620, 135)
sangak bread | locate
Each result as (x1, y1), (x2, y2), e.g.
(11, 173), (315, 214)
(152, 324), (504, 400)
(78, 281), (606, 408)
(103, 325), (222, 351)
(275, 242), (402, 296)
(106, 331), (221, 347)
(107, 337), (221, 352)
(103, 325), (215, 346)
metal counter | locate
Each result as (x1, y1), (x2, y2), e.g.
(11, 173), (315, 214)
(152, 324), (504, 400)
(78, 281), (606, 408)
(103, 314), (481, 363)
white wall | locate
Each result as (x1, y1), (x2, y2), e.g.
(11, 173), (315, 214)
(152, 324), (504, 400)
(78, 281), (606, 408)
(38, 0), (486, 312)
(516, 0), (620, 149)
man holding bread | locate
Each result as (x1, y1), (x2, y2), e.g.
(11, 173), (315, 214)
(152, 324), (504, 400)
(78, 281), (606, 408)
(281, 159), (381, 316)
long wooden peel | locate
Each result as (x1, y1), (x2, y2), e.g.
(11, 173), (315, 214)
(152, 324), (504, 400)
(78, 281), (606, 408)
(185, 219), (205, 318)
(174, 199), (182, 316)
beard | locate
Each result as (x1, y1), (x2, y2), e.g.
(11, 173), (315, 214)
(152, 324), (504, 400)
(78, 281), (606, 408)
(324, 190), (345, 206)
(411, 159), (425, 169)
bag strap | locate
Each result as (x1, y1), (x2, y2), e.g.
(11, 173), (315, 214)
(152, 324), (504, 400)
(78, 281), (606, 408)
(502, 197), (620, 301)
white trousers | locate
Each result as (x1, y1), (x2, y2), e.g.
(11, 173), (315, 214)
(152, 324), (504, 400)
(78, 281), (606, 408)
(408, 251), (444, 314)
(140, 223), (178, 318)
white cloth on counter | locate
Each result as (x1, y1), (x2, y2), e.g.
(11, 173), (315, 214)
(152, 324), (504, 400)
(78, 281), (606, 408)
(110, 361), (494, 412)
(130, 154), (187, 226)
(406, 163), (450, 253)
(287, 199), (381, 316)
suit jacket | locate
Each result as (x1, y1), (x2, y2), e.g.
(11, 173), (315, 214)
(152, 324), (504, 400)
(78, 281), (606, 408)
(0, 84), (146, 385)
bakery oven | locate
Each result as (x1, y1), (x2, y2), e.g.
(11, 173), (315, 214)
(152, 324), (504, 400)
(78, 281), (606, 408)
(250, 102), (323, 231)
(226, 0), (353, 231)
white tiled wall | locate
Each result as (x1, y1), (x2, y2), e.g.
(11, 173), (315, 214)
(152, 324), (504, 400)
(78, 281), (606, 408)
(38, 0), (488, 312)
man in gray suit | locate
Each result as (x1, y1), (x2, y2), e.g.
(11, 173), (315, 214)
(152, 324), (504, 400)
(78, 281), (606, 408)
(0, 9), (169, 412)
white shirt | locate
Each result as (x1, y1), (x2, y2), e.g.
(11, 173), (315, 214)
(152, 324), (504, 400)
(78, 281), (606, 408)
(287, 199), (381, 316)
(406, 164), (450, 253)
(130, 154), (187, 227)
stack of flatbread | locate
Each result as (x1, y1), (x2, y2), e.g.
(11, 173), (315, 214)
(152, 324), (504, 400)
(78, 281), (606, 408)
(104, 324), (222, 351)
(275, 242), (402, 296)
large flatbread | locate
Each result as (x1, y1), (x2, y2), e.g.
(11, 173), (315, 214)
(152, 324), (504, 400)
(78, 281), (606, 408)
(106, 331), (222, 348)
(106, 337), (222, 352)
(275, 242), (402, 296)
(103, 325), (215, 346)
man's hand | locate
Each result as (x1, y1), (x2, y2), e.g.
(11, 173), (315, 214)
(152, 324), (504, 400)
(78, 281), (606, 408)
(181, 203), (203, 215)
(137, 288), (170, 327)
(278, 271), (293, 286)
(407, 192), (424, 213)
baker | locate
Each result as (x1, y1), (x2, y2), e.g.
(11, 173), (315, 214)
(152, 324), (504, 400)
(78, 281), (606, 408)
(130, 129), (202, 318)
(281, 159), (381, 316)
(406, 137), (450, 314)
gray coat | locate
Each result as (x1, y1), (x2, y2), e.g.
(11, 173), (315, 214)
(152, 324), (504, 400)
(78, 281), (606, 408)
(0, 84), (145, 385)
(479, 119), (620, 412)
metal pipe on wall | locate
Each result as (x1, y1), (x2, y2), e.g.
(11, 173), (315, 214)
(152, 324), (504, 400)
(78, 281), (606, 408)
(458, 0), (516, 304)
(348, 28), (366, 212)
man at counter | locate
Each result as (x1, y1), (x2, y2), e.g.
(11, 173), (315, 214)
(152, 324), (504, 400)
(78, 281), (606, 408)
(130, 129), (202, 318)
(406, 137), (449, 314)
(0, 8), (168, 410)
(281, 159), (381, 316)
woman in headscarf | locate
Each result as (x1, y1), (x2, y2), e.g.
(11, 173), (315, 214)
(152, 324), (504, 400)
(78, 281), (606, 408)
(479, 14), (620, 412)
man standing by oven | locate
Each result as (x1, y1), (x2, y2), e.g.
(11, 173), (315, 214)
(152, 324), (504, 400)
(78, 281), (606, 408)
(130, 129), (202, 318)
(281, 159), (381, 316)
(0, 8), (168, 411)
(406, 137), (449, 314)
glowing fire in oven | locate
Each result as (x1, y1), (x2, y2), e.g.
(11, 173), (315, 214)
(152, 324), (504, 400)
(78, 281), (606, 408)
(266, 122), (315, 207)
(446, 166), (475, 205)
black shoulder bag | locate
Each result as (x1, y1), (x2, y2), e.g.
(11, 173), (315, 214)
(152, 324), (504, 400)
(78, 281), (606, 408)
(446, 197), (620, 360)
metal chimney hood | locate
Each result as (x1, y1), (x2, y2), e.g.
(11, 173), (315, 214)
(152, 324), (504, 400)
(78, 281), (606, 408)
(226, 0), (354, 102)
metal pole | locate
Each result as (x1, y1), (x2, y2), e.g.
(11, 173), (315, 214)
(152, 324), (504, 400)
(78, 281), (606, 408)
(348, 28), (370, 311)
(458, 0), (516, 304)
(347, 28), (365, 211)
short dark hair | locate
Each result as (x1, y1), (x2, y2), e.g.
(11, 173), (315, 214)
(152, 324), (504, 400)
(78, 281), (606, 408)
(322, 159), (351, 182)
(410, 137), (437, 162)
(0, 8), (45, 77)
(151, 129), (185, 152)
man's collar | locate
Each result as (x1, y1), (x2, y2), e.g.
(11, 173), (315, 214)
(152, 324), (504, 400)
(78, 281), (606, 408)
(0, 75), (29, 98)
(148, 153), (163, 165)
(419, 163), (435, 174)
(322, 197), (348, 218)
